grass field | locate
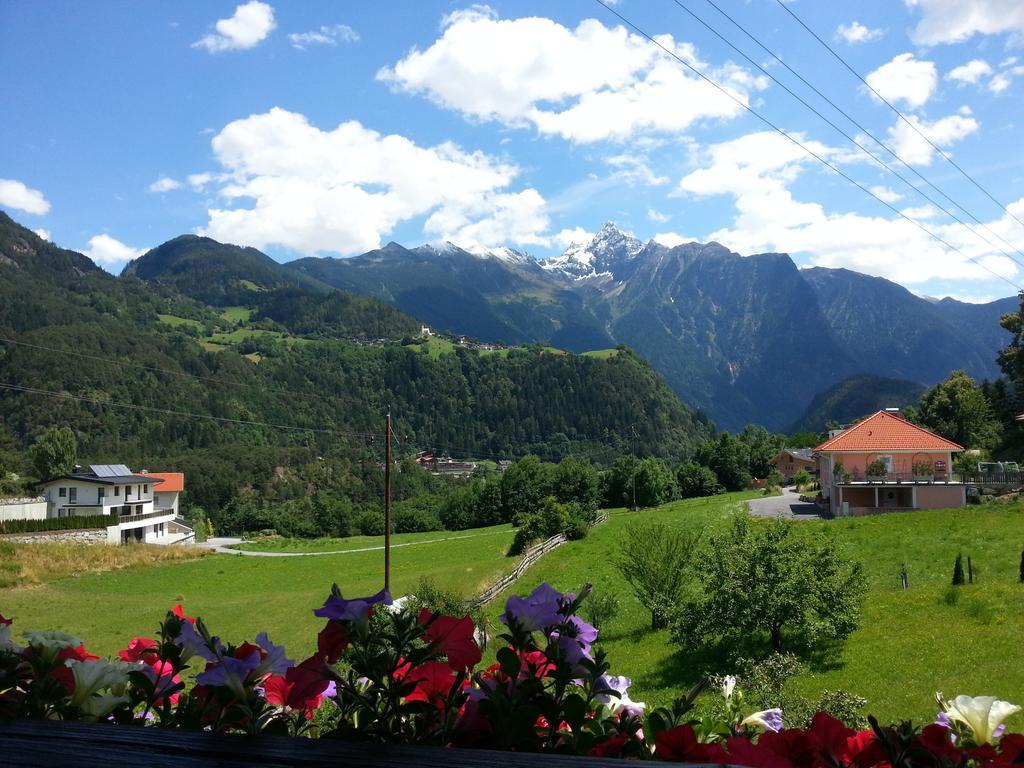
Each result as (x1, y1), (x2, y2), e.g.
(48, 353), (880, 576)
(230, 524), (512, 553)
(581, 349), (620, 359)
(157, 314), (203, 330)
(488, 495), (1024, 724)
(220, 306), (253, 323)
(0, 526), (517, 661)
(2, 495), (1022, 727)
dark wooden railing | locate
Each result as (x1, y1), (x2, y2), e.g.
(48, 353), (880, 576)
(0, 719), (725, 768)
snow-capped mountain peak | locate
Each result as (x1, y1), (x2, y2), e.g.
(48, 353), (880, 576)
(540, 222), (644, 281)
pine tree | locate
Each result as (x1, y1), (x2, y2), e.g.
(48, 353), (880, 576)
(952, 553), (965, 586)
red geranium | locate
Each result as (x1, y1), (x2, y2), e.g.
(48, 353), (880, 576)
(418, 609), (481, 671)
(655, 724), (727, 763)
(172, 604), (195, 623)
(403, 661), (460, 710)
(316, 621), (349, 663)
(118, 637), (159, 663)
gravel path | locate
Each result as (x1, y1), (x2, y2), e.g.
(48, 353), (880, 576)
(747, 487), (822, 520)
(195, 528), (511, 557)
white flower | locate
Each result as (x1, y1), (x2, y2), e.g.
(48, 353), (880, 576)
(721, 675), (737, 700)
(80, 694), (130, 719)
(741, 708), (784, 732)
(69, 660), (132, 706)
(23, 630), (83, 651)
(942, 695), (1021, 744)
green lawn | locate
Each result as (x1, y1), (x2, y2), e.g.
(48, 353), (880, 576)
(220, 306), (254, 323)
(488, 495), (1024, 725)
(0, 526), (517, 661)
(157, 314), (203, 330)
(230, 524), (512, 553)
(581, 348), (620, 359)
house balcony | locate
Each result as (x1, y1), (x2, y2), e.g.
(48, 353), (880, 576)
(118, 509), (175, 527)
(835, 471), (964, 486)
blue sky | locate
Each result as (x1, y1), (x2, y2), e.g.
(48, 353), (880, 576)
(2, 0), (1024, 302)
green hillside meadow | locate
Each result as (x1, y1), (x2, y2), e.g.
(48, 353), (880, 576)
(2, 494), (1023, 728)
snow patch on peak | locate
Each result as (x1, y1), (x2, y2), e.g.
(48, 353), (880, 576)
(466, 244), (533, 264)
(541, 222), (643, 281)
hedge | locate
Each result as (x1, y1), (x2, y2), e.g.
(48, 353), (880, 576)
(0, 515), (113, 534)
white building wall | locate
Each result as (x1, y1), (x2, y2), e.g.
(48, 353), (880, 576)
(0, 498), (48, 521)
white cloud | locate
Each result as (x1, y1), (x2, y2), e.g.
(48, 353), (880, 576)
(947, 59), (993, 84)
(552, 227), (593, 249)
(33, 228), (51, 241)
(378, 11), (768, 143)
(836, 21), (883, 43)
(148, 176), (182, 193)
(0, 178), (51, 215)
(605, 153), (670, 185)
(648, 208), (670, 223)
(674, 130), (1022, 288)
(195, 107), (548, 254)
(870, 185), (904, 203)
(901, 204), (941, 219)
(906, 0), (1024, 45)
(886, 111), (980, 165)
(193, 1), (276, 53)
(187, 172), (217, 189)
(288, 24), (358, 49)
(865, 53), (937, 109)
(989, 64), (1024, 92)
(82, 234), (145, 269)
(653, 232), (695, 247)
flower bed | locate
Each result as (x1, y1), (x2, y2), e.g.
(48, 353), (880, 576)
(1, 583), (1021, 766)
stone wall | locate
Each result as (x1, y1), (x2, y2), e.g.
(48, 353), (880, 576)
(0, 528), (108, 545)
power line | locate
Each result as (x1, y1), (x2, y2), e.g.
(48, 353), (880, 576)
(0, 381), (383, 442)
(772, 0), (1024, 235)
(591, 0), (1022, 291)
(676, 0), (1024, 269)
(0, 336), (382, 413)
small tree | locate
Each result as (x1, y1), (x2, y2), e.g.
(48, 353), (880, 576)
(29, 426), (77, 480)
(952, 553), (965, 585)
(865, 459), (888, 478)
(676, 462), (719, 499)
(673, 517), (865, 652)
(615, 521), (701, 629)
(582, 589), (621, 631)
(793, 468), (812, 488)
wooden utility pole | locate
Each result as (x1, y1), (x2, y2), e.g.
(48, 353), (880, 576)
(384, 409), (392, 593)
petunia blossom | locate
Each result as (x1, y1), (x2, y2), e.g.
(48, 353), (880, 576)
(418, 609), (482, 670)
(742, 708), (784, 733)
(173, 620), (220, 664)
(253, 632), (293, 677)
(118, 637), (158, 664)
(941, 694), (1021, 745)
(196, 649), (262, 696)
(314, 588), (392, 622)
(501, 583), (564, 631)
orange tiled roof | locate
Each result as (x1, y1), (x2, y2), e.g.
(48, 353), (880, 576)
(814, 411), (964, 453)
(140, 472), (185, 492)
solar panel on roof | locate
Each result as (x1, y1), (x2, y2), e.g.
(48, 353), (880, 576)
(89, 464), (133, 477)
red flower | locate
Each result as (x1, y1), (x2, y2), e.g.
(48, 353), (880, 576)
(997, 734), (1024, 764)
(0, 613), (11, 626)
(589, 733), (631, 758)
(757, 729), (819, 768)
(145, 657), (182, 706)
(233, 641), (265, 662)
(48, 664), (76, 696)
(403, 661), (459, 710)
(172, 604), (195, 623)
(915, 724), (962, 763)
(804, 712), (883, 767)
(56, 643), (100, 662)
(263, 659), (330, 713)
(655, 724), (728, 763)
(118, 637), (159, 663)
(519, 650), (555, 678)
(316, 621), (349, 663)
(724, 736), (792, 768)
(418, 609), (482, 671)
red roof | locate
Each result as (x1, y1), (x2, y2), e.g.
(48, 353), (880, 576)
(139, 471), (185, 492)
(814, 411), (964, 453)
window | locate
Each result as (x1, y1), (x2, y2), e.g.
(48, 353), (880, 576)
(68, 487), (77, 504)
(114, 486), (120, 496)
(58, 487), (67, 497)
(126, 486), (132, 499)
(98, 488), (105, 499)
(143, 484), (148, 493)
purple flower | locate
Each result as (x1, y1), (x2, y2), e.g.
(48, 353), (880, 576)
(314, 588), (392, 622)
(196, 650), (262, 695)
(323, 680), (337, 699)
(551, 629), (593, 675)
(173, 620), (220, 663)
(254, 632), (293, 677)
(501, 583), (564, 631)
(742, 708), (784, 733)
(568, 615), (598, 649)
(595, 674), (631, 705)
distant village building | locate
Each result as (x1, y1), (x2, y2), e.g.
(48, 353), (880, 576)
(815, 411), (966, 517)
(769, 448), (816, 484)
(39, 464), (191, 545)
(414, 452), (477, 479)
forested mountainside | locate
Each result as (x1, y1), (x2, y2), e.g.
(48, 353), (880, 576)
(788, 374), (927, 433)
(0, 212), (711, 483)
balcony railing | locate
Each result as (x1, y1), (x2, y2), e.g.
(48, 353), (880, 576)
(118, 509), (175, 525)
(834, 471), (959, 484)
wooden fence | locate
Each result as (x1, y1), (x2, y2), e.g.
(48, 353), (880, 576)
(466, 513), (609, 609)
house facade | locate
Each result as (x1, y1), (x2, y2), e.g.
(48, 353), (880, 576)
(815, 411), (966, 516)
(40, 464), (188, 544)
(769, 448), (816, 483)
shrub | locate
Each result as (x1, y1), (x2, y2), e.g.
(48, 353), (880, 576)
(676, 462), (719, 499)
(582, 589), (620, 631)
(912, 461), (934, 476)
(354, 510), (385, 537)
(793, 468), (812, 487)
(0, 515), (112, 534)
(615, 521), (701, 629)
(866, 459), (888, 477)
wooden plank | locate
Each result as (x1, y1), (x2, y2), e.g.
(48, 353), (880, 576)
(0, 720), (731, 768)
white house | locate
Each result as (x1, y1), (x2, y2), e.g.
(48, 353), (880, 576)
(40, 464), (189, 545)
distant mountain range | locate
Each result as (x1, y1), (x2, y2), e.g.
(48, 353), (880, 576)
(122, 222), (1015, 431)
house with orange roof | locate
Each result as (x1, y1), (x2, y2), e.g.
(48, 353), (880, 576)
(138, 470), (185, 517)
(815, 409), (966, 516)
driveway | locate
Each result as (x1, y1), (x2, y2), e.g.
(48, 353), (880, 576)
(747, 487), (822, 520)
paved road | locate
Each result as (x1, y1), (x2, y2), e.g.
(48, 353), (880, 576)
(747, 487), (822, 520)
(195, 528), (511, 557)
